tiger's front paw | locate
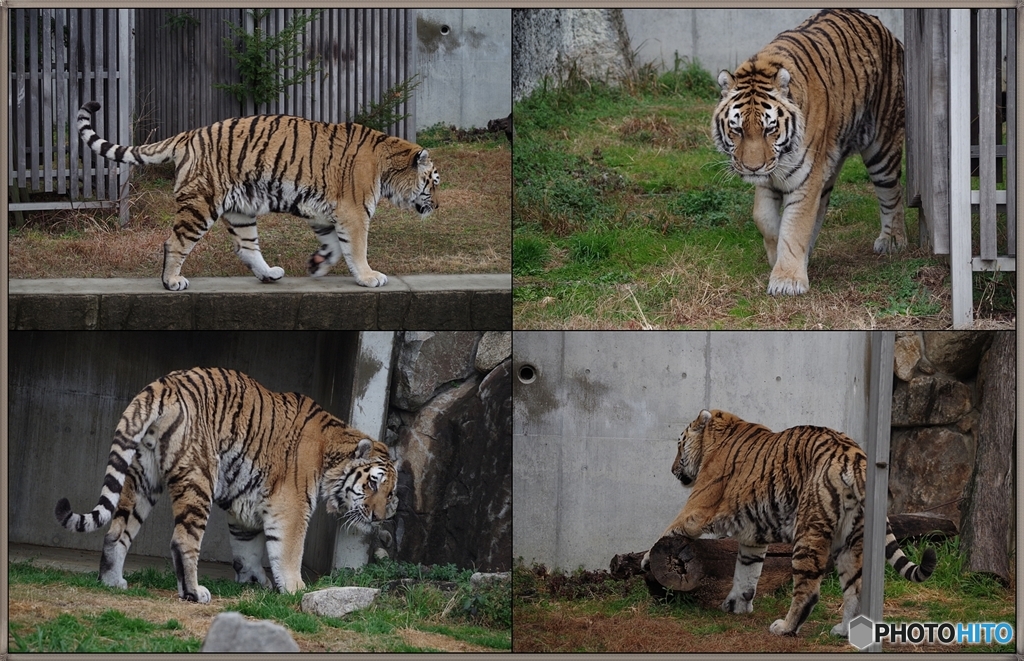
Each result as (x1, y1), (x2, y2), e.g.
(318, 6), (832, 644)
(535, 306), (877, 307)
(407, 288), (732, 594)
(770, 619), (796, 636)
(163, 275), (190, 291)
(767, 268), (809, 296)
(182, 585), (211, 604)
(355, 271), (388, 287)
(641, 550), (651, 572)
(721, 587), (755, 614)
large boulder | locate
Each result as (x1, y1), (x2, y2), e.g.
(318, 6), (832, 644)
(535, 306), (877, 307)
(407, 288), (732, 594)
(889, 427), (976, 526)
(391, 331), (479, 410)
(300, 587), (379, 618)
(891, 374), (973, 427)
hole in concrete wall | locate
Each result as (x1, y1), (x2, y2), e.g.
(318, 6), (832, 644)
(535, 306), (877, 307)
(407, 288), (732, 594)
(440, 24), (451, 35)
(518, 364), (538, 384)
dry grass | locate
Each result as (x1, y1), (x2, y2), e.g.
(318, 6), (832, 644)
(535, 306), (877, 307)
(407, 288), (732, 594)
(8, 142), (509, 282)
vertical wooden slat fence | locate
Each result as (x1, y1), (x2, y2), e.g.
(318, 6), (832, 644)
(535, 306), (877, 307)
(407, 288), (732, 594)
(904, 9), (1017, 328)
(133, 9), (415, 144)
(8, 8), (133, 223)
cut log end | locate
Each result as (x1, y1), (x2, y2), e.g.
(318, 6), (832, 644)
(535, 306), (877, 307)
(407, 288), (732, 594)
(649, 535), (704, 592)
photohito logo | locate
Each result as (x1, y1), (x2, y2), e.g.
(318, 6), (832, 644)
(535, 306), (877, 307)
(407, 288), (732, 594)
(848, 615), (1014, 649)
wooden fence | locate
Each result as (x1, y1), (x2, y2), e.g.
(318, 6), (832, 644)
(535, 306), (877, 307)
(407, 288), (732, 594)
(134, 8), (416, 143)
(8, 8), (415, 223)
(8, 8), (134, 222)
(905, 8), (1017, 328)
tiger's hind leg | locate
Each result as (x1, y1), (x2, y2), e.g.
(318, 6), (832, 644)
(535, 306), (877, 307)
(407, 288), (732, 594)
(721, 543), (768, 614)
(221, 213), (285, 283)
(163, 207), (216, 291)
(862, 135), (907, 254)
(100, 462), (162, 589)
(770, 517), (832, 635)
(305, 210), (388, 287)
(167, 476), (213, 603)
(831, 533), (864, 636)
(226, 513), (273, 590)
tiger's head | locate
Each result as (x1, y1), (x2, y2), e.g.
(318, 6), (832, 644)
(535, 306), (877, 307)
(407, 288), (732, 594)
(671, 409), (714, 487)
(712, 65), (805, 186)
(386, 149), (440, 218)
(324, 438), (398, 533)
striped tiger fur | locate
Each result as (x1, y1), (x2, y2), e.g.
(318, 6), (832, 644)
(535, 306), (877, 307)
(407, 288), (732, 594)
(642, 409), (936, 637)
(712, 9), (906, 295)
(54, 367), (398, 603)
(77, 102), (440, 291)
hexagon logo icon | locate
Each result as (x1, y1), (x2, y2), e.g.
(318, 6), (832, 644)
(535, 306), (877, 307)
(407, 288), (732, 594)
(848, 615), (875, 649)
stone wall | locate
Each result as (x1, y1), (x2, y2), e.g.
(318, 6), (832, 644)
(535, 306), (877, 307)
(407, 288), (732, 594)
(512, 9), (634, 101)
(387, 331), (512, 571)
(889, 331), (1001, 527)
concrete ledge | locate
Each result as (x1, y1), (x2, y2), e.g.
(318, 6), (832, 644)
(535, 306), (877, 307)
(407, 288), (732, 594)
(9, 274), (511, 330)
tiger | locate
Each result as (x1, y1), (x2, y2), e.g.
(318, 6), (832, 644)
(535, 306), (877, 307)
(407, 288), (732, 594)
(642, 409), (936, 637)
(711, 9), (906, 296)
(54, 366), (398, 603)
(77, 101), (440, 291)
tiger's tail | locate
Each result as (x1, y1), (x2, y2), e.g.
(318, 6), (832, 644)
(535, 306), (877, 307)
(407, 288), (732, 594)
(884, 522), (937, 582)
(77, 101), (177, 166)
(54, 386), (164, 533)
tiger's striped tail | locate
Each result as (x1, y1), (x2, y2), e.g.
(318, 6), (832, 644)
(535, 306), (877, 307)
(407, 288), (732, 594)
(884, 522), (937, 582)
(54, 389), (163, 533)
(76, 101), (172, 166)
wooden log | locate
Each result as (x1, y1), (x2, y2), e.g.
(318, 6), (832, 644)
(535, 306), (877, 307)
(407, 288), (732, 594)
(887, 513), (958, 542)
(640, 537), (795, 608)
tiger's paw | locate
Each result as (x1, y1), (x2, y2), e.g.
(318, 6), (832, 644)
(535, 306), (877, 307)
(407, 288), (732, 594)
(308, 252), (334, 277)
(163, 275), (190, 291)
(640, 550), (651, 572)
(831, 622), (849, 637)
(769, 619), (796, 636)
(258, 266), (285, 283)
(721, 587), (755, 614)
(182, 585), (211, 604)
(355, 271), (388, 287)
(766, 271), (809, 296)
(873, 233), (907, 254)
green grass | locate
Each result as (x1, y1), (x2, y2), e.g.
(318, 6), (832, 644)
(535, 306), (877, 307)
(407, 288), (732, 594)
(514, 537), (1014, 653)
(513, 60), (1015, 329)
(8, 559), (510, 653)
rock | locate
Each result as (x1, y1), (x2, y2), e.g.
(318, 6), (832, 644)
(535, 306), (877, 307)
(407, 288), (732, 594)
(392, 331), (479, 410)
(889, 427), (976, 526)
(512, 9), (634, 101)
(300, 587), (379, 618)
(922, 331), (991, 378)
(475, 331), (511, 373)
(893, 332), (923, 381)
(470, 571), (511, 588)
(891, 375), (973, 426)
(395, 359), (511, 571)
(200, 612), (299, 653)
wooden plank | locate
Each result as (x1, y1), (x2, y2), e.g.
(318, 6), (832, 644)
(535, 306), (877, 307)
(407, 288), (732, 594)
(9, 201), (115, 211)
(972, 256), (1016, 272)
(81, 9), (93, 198)
(42, 9), (54, 193)
(55, 10), (68, 195)
(949, 9), (975, 328)
(69, 10), (80, 199)
(119, 8), (133, 225)
(929, 11), (951, 254)
(29, 10), (40, 191)
(978, 9), (997, 261)
(15, 10), (27, 190)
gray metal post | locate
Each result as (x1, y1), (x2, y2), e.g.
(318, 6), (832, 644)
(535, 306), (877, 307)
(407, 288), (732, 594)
(861, 331), (895, 652)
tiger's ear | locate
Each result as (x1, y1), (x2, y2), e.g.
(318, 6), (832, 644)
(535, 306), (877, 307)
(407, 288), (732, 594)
(697, 409), (713, 428)
(355, 438), (373, 459)
(717, 70), (734, 95)
(415, 149), (431, 169)
(775, 68), (791, 97)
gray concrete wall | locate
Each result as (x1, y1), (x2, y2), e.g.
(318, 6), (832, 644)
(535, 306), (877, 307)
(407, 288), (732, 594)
(513, 331), (877, 571)
(9, 331), (360, 572)
(623, 9), (904, 78)
(416, 9), (511, 130)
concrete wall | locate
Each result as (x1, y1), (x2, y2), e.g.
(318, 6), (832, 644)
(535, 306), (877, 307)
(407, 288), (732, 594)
(513, 331), (878, 571)
(416, 9), (511, 130)
(623, 9), (904, 78)
(9, 331), (360, 573)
